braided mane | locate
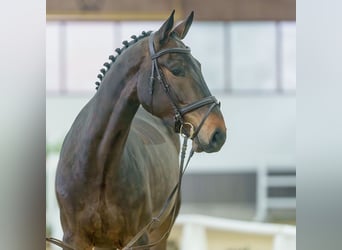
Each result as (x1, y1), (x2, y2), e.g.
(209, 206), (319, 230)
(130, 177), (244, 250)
(95, 30), (153, 90)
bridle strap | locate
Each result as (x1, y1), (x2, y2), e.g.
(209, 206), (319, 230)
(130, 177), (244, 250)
(151, 47), (191, 60)
(148, 32), (190, 122)
(148, 33), (220, 136)
(179, 96), (219, 116)
(46, 136), (194, 250)
(121, 33), (220, 249)
(179, 96), (220, 139)
(46, 237), (74, 250)
(122, 137), (194, 250)
(149, 33), (190, 60)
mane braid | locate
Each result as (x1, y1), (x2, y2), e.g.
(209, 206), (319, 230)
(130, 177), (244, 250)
(94, 30), (153, 90)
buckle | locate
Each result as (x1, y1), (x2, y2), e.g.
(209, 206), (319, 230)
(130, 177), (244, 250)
(180, 122), (195, 139)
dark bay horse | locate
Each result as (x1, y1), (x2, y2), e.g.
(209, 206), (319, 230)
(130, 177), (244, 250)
(55, 11), (226, 250)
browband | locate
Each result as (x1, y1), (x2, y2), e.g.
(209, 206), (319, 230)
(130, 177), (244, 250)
(149, 32), (191, 59)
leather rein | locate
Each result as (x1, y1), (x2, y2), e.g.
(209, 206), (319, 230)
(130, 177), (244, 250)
(46, 32), (220, 250)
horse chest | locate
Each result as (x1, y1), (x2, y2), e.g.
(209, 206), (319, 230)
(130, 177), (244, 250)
(73, 189), (148, 246)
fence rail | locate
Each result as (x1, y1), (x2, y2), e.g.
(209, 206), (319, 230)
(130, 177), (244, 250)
(172, 214), (296, 250)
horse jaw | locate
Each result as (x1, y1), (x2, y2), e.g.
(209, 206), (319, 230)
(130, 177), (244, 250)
(191, 139), (204, 153)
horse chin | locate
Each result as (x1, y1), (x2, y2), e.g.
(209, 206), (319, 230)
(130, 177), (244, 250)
(192, 134), (225, 153)
(192, 138), (204, 153)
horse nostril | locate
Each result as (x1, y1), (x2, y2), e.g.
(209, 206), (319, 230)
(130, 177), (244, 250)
(210, 128), (226, 149)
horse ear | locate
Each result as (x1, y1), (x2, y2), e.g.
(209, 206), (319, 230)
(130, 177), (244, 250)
(156, 10), (175, 44)
(171, 11), (194, 40)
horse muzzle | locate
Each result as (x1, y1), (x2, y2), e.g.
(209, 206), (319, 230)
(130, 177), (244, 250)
(192, 127), (226, 153)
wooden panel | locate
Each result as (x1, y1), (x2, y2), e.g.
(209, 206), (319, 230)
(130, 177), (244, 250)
(183, 0), (296, 21)
(47, 0), (295, 21)
(47, 0), (181, 21)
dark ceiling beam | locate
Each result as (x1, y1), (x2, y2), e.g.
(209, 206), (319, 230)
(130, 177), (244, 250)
(183, 0), (296, 21)
(46, 0), (295, 21)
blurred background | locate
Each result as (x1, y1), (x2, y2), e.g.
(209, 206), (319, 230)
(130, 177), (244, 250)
(46, 1), (296, 249)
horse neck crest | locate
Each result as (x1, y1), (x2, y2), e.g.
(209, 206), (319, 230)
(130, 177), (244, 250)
(95, 30), (153, 90)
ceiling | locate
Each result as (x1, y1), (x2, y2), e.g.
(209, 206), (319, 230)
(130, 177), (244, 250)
(47, 0), (296, 21)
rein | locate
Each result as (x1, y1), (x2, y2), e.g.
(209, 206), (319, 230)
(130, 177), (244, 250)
(121, 137), (194, 250)
(46, 32), (220, 250)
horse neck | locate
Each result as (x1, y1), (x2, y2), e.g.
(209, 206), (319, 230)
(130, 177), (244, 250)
(87, 42), (148, 169)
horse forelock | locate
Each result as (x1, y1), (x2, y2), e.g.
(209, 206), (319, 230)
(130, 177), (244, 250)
(95, 30), (153, 91)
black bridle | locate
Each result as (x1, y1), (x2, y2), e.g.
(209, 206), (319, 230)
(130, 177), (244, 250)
(148, 32), (220, 139)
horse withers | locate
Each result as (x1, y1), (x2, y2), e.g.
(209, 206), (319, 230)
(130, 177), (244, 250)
(55, 10), (226, 250)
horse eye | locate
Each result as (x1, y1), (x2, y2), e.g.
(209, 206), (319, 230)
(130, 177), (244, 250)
(171, 68), (184, 76)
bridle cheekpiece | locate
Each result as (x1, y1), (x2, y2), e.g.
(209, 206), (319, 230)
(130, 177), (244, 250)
(148, 32), (220, 139)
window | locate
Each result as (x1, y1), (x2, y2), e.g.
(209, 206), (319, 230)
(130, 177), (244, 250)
(230, 22), (277, 92)
(65, 22), (114, 92)
(46, 21), (296, 95)
(281, 22), (296, 91)
(46, 22), (61, 92)
(184, 22), (225, 91)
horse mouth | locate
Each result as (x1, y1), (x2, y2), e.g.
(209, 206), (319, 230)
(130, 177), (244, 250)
(191, 129), (226, 153)
(192, 137), (219, 153)
(192, 138), (204, 153)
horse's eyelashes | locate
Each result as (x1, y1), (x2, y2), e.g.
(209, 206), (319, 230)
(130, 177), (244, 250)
(171, 68), (182, 76)
(169, 67), (185, 77)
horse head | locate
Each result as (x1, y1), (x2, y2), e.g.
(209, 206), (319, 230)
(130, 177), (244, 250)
(137, 10), (226, 153)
